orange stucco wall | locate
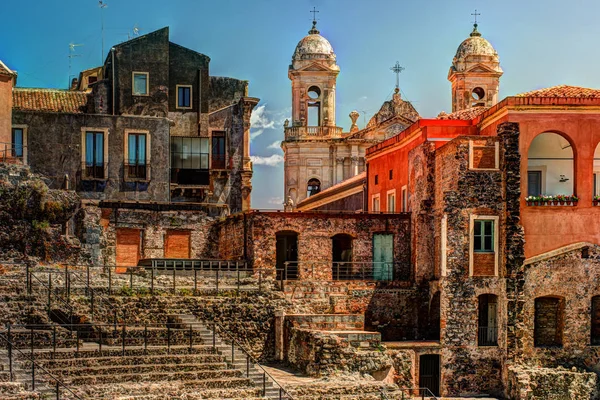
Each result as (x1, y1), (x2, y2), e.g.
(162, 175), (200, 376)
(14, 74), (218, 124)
(513, 111), (600, 258)
(0, 76), (13, 153)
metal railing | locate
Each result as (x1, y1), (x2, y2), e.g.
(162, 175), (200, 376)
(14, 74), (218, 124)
(211, 320), (294, 400)
(124, 162), (150, 181)
(279, 260), (410, 282)
(0, 143), (26, 163)
(478, 326), (498, 346)
(398, 387), (439, 399)
(0, 330), (83, 399)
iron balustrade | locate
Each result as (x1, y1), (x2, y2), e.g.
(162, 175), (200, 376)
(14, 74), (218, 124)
(478, 326), (498, 346)
(398, 387), (439, 400)
(210, 320), (295, 400)
(279, 260), (409, 282)
(0, 142), (27, 163)
(124, 162), (149, 180)
(0, 330), (83, 399)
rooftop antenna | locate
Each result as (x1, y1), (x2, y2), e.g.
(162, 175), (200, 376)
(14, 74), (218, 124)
(99, 1), (108, 61)
(133, 24), (141, 36)
(390, 61), (405, 93)
(359, 110), (367, 127)
(68, 43), (83, 89)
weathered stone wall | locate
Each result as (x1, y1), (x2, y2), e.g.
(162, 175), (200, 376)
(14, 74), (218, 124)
(508, 365), (596, 400)
(433, 135), (507, 397)
(208, 77), (247, 112)
(12, 111), (171, 202)
(217, 211), (411, 279)
(286, 327), (391, 376)
(78, 204), (215, 267)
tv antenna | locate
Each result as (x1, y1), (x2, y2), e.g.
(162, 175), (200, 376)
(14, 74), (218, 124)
(99, 1), (108, 61)
(133, 24), (141, 36)
(68, 43), (83, 88)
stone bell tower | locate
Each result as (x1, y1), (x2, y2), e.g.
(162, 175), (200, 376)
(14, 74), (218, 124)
(282, 18), (343, 205)
(448, 22), (503, 113)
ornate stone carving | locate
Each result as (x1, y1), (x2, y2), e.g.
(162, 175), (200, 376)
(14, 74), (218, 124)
(349, 110), (360, 133)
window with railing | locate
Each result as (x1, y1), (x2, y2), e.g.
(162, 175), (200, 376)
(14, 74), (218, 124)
(125, 132), (147, 180)
(84, 131), (105, 179)
(478, 294), (498, 346)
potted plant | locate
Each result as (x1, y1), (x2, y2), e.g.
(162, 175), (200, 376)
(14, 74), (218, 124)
(594, 195), (600, 206)
(551, 196), (559, 206)
(570, 194), (579, 206)
(557, 194), (566, 205)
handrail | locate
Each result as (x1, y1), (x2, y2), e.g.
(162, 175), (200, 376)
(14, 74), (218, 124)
(398, 387), (439, 399)
(66, 266), (124, 323)
(29, 271), (78, 322)
(0, 332), (83, 399)
(211, 320), (295, 399)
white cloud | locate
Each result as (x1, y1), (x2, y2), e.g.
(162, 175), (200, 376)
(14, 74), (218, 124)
(267, 196), (284, 205)
(250, 154), (284, 167)
(250, 105), (275, 140)
(267, 140), (281, 149)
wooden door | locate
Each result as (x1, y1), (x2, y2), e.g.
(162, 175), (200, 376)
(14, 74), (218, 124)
(373, 233), (393, 280)
(419, 354), (440, 397)
(116, 228), (142, 268)
(164, 230), (191, 259)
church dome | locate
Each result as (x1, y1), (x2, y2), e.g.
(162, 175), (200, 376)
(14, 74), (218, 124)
(292, 22), (336, 61)
(453, 24), (497, 61)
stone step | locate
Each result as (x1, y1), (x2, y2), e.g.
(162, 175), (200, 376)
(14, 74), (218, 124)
(26, 345), (217, 360)
(64, 368), (243, 385)
(33, 353), (225, 368)
(49, 362), (229, 377)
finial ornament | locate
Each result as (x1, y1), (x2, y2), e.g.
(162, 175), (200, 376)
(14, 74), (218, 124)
(470, 9), (482, 37)
(309, 7), (320, 34)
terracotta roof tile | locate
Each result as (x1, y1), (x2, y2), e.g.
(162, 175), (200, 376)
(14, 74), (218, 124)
(516, 85), (600, 98)
(0, 60), (15, 76)
(436, 106), (489, 120)
(13, 88), (88, 114)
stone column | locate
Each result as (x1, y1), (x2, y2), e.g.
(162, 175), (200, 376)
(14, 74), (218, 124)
(351, 156), (360, 177)
(336, 157), (344, 184)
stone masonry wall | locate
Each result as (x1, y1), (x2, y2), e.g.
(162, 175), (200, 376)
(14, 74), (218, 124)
(508, 365), (596, 400)
(433, 135), (507, 397)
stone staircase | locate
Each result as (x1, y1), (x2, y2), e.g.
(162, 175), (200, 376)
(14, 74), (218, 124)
(169, 314), (289, 399)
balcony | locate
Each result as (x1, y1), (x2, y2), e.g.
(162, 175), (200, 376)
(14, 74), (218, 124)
(284, 126), (344, 141)
(124, 163), (150, 181)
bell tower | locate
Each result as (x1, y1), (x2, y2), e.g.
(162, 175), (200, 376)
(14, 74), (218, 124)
(288, 20), (340, 128)
(448, 18), (502, 113)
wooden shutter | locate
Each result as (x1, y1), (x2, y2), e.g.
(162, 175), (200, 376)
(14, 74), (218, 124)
(116, 228), (141, 267)
(165, 230), (191, 259)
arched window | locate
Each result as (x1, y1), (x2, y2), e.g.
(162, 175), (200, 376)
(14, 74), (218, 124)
(534, 296), (564, 347)
(478, 294), (498, 346)
(307, 86), (321, 126)
(332, 234), (353, 280)
(307, 179), (321, 197)
(527, 132), (574, 197)
(591, 296), (600, 345)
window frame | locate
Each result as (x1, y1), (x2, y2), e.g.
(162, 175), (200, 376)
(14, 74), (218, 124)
(386, 189), (396, 213)
(469, 140), (500, 171)
(124, 129), (151, 181)
(132, 72), (149, 96)
(81, 127), (109, 180)
(210, 130), (226, 169)
(371, 193), (380, 212)
(474, 220), (495, 253)
(176, 84), (193, 109)
(11, 125), (27, 162)
(469, 215), (499, 277)
(401, 185), (408, 212)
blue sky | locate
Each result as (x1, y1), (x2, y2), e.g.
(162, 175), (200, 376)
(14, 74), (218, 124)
(2, 0), (600, 208)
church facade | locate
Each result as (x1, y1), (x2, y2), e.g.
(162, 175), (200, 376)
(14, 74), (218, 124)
(282, 21), (419, 209)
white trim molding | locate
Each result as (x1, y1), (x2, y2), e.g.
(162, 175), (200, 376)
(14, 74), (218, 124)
(176, 84), (193, 109)
(469, 214), (500, 277)
(469, 140), (500, 171)
(11, 124), (28, 165)
(132, 72), (149, 96)
(371, 193), (381, 212)
(386, 189), (396, 212)
(81, 127), (110, 179)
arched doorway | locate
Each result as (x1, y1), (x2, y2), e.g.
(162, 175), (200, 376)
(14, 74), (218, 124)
(276, 231), (298, 280)
(332, 234), (352, 280)
(527, 132), (574, 197)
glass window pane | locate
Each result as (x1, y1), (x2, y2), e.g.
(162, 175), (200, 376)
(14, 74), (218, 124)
(85, 132), (94, 165)
(484, 236), (493, 251)
(191, 137), (200, 154)
(200, 154), (209, 169)
(182, 152), (192, 169)
(138, 135), (146, 164)
(95, 133), (104, 166)
(134, 74), (147, 95)
(178, 88), (184, 107)
(474, 236), (482, 251)
(485, 221), (493, 235)
(474, 221), (481, 236)
(200, 138), (209, 153)
(172, 152), (182, 169)
(128, 135), (137, 164)
(190, 154), (200, 169)
(185, 88), (190, 106)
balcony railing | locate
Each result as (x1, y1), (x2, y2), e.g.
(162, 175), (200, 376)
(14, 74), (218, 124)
(478, 326), (498, 346)
(279, 260), (410, 282)
(124, 162), (150, 181)
(284, 126), (344, 140)
(211, 154), (226, 170)
(81, 162), (107, 180)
